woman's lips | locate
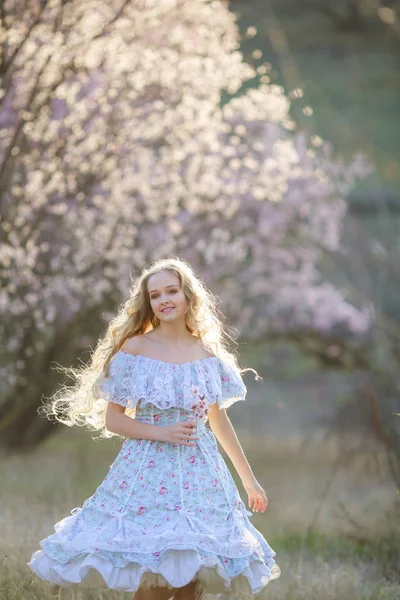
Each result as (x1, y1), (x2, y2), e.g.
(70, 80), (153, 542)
(161, 307), (174, 313)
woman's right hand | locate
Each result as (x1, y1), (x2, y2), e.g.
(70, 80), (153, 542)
(157, 421), (199, 446)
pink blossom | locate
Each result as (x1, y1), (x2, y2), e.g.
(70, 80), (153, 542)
(0, 0), (372, 447)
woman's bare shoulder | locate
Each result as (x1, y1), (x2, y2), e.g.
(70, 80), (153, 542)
(196, 339), (216, 359)
(122, 335), (146, 356)
(123, 333), (215, 360)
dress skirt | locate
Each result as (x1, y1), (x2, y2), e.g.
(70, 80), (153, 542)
(28, 403), (281, 599)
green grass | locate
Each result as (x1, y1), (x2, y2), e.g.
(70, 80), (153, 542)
(276, 529), (400, 578)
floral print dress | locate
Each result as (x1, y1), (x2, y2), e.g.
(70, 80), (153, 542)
(28, 351), (281, 599)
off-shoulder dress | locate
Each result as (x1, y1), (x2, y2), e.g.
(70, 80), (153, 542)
(28, 351), (281, 599)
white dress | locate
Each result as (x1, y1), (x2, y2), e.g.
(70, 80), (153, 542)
(28, 352), (281, 599)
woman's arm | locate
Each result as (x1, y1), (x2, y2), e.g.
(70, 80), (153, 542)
(105, 402), (161, 441)
(207, 404), (256, 485)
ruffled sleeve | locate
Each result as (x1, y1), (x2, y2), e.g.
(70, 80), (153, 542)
(215, 358), (247, 410)
(94, 351), (140, 409)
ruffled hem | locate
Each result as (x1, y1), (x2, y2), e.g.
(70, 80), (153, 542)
(28, 547), (281, 599)
(41, 504), (269, 560)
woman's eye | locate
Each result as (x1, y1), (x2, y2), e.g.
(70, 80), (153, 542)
(151, 290), (177, 299)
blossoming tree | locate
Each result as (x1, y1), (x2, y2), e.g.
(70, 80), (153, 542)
(0, 0), (371, 448)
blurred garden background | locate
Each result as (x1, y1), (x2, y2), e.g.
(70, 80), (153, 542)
(0, 0), (399, 598)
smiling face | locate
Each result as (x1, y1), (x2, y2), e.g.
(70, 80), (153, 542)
(147, 270), (189, 322)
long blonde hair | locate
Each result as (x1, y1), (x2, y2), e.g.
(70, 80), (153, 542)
(39, 257), (260, 439)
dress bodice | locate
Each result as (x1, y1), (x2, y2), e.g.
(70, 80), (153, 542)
(135, 402), (210, 428)
(94, 351), (247, 412)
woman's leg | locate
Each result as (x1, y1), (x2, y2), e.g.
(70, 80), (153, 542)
(133, 585), (178, 600)
(173, 580), (198, 600)
(132, 579), (199, 600)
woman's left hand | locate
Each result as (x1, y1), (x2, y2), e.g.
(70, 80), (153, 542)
(242, 477), (269, 513)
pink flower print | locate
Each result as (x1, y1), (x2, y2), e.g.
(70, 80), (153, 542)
(160, 486), (167, 495)
(189, 456), (196, 464)
(174, 504), (182, 511)
(222, 374), (230, 382)
(138, 506), (146, 515)
(153, 551), (160, 556)
(147, 459), (155, 468)
(120, 480), (128, 489)
(191, 388), (208, 419)
(183, 481), (190, 490)
(154, 414), (160, 422)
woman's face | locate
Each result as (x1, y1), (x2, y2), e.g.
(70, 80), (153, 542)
(147, 270), (188, 321)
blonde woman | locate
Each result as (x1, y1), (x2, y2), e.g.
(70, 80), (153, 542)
(28, 257), (281, 600)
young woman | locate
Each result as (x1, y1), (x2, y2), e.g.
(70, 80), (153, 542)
(28, 257), (281, 599)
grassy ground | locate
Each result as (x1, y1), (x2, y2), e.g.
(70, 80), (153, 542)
(1, 416), (399, 599)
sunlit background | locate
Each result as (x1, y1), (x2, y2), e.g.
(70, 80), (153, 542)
(1, 0), (399, 598)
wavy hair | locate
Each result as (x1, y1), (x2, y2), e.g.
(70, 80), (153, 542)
(39, 256), (260, 439)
